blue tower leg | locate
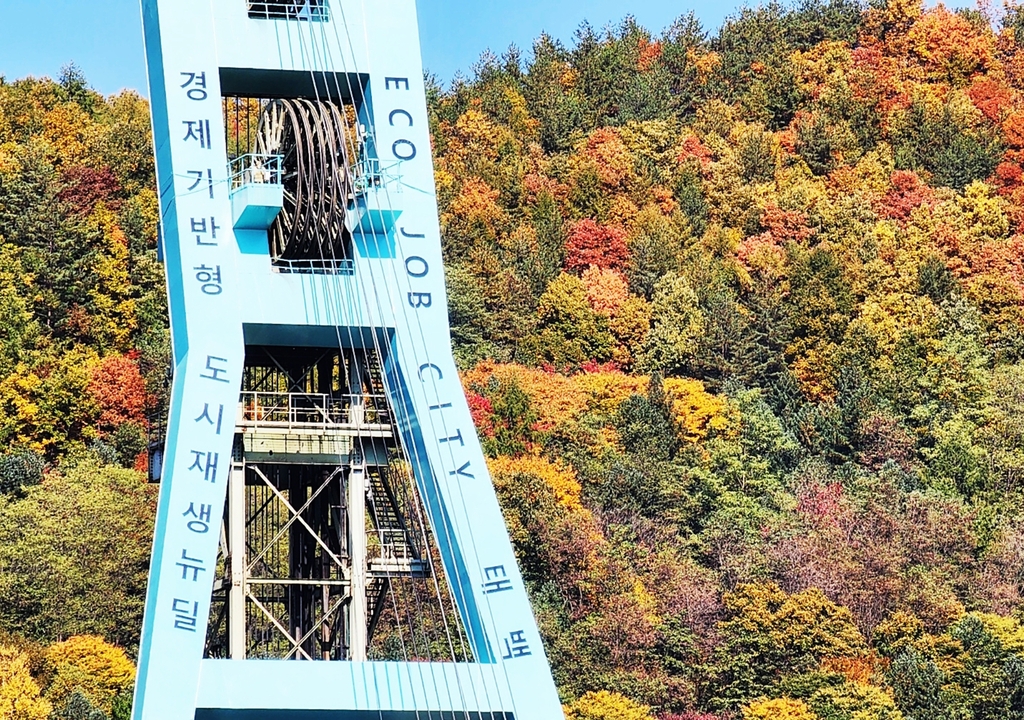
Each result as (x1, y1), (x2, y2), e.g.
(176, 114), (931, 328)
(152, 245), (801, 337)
(135, 1), (564, 718)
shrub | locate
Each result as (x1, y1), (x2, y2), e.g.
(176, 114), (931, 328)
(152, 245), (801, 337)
(44, 636), (134, 714)
(564, 691), (655, 720)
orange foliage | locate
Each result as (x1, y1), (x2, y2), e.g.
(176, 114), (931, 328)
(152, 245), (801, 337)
(907, 6), (995, 84)
(736, 232), (789, 281)
(821, 655), (888, 684)
(87, 353), (147, 432)
(448, 178), (505, 230)
(637, 38), (663, 72)
(452, 107), (503, 161)
(1004, 112), (1024, 149)
(584, 128), (633, 187)
(133, 451), (148, 473)
(1004, 185), (1024, 232)
(849, 45), (909, 117)
(992, 161), (1024, 196)
(582, 266), (630, 316)
(652, 187), (678, 215)
(41, 103), (92, 166)
(462, 362), (646, 433)
(758, 204), (816, 244)
(565, 219), (629, 273)
(777, 127), (799, 155)
(522, 172), (570, 205)
(934, 224), (971, 277)
(677, 134), (714, 173)
(970, 236), (1024, 294)
(968, 78), (1014, 122)
(689, 48), (722, 85)
(737, 205), (813, 278)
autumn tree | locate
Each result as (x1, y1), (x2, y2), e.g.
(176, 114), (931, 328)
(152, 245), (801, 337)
(708, 583), (868, 709)
(742, 697), (818, 720)
(565, 219), (630, 274)
(45, 636), (134, 714)
(564, 690), (655, 720)
(531, 273), (614, 368)
(642, 273), (705, 375)
(0, 645), (50, 720)
(0, 463), (155, 649)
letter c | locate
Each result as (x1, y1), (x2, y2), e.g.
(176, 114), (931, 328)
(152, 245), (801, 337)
(389, 109), (414, 127)
(419, 363), (443, 381)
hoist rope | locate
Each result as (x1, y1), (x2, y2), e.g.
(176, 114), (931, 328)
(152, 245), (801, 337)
(315, 2), (522, 717)
(290, 11), (452, 720)
(206, 1), (526, 716)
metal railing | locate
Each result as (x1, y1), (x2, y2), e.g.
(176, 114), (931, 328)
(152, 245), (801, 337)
(238, 392), (391, 430)
(229, 154), (283, 192)
(368, 528), (429, 577)
(272, 257), (355, 275)
(374, 529), (415, 560)
(351, 158), (402, 196)
(247, 1), (329, 21)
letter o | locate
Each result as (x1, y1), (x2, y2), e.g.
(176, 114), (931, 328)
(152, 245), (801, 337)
(393, 139), (416, 161)
(405, 256), (429, 278)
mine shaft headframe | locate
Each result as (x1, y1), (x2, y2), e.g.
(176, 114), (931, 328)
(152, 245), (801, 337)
(255, 98), (354, 262)
(137, 0), (566, 715)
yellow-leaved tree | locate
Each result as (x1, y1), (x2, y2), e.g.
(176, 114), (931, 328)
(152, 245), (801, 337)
(662, 378), (735, 445)
(44, 636), (135, 714)
(0, 645), (50, 720)
(743, 697), (819, 720)
(88, 206), (138, 352)
(563, 690), (654, 720)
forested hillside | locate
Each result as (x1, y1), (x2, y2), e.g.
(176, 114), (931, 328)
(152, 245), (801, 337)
(3, 2), (1024, 719)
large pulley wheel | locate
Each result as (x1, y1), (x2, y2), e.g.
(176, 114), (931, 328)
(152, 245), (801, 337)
(255, 98), (353, 261)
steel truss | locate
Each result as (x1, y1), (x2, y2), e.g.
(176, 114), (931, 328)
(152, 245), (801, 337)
(205, 346), (444, 663)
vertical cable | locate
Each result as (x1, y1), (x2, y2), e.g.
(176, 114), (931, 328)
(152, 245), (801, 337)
(211, 3), (523, 717)
(287, 16), (433, 720)
(320, 5), (516, 717)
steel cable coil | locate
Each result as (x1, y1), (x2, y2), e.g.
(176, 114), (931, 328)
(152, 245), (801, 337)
(255, 98), (352, 261)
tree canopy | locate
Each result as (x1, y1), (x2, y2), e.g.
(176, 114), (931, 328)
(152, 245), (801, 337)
(5, 2), (1024, 717)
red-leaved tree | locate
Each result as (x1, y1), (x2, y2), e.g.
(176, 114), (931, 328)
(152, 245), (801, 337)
(564, 219), (629, 273)
(58, 166), (122, 216)
(87, 353), (148, 433)
(877, 170), (934, 222)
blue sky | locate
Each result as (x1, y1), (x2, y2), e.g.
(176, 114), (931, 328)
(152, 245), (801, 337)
(0, 0), (975, 97)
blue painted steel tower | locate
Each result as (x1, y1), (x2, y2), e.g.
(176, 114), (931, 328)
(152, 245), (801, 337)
(135, 2), (563, 717)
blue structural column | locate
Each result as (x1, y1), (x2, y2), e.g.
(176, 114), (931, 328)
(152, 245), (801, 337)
(135, 1), (565, 718)
(135, 2), (244, 717)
